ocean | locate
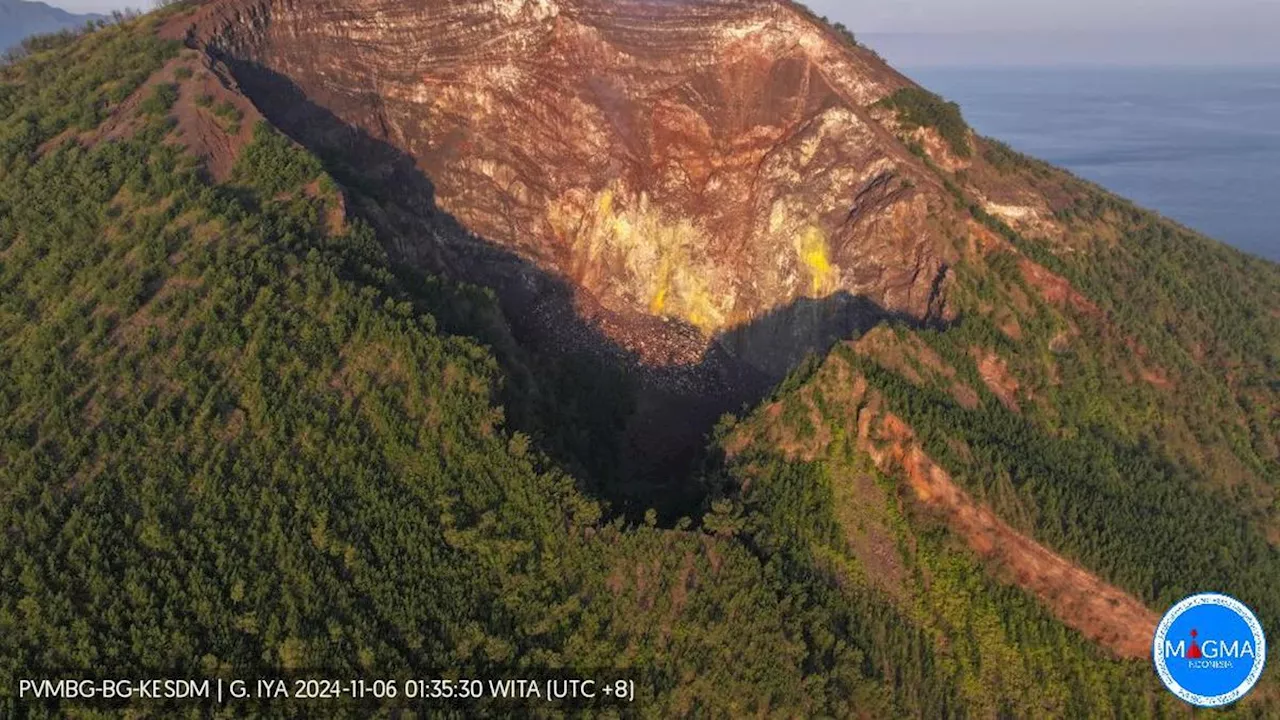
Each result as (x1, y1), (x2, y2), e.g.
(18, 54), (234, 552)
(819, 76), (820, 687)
(906, 66), (1280, 261)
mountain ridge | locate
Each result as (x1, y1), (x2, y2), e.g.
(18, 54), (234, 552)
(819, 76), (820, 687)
(0, 0), (103, 55)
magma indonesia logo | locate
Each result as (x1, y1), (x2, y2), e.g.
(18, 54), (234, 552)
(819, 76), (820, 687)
(1153, 593), (1267, 707)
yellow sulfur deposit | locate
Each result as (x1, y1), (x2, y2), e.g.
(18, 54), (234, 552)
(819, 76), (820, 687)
(552, 186), (733, 334)
(796, 227), (839, 295)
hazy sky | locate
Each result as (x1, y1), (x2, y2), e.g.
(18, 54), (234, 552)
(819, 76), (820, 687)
(801, 0), (1278, 34)
(47, 0), (128, 13)
(44, 0), (1280, 65)
(804, 0), (1280, 65)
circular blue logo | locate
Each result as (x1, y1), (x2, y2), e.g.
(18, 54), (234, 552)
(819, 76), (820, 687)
(1153, 593), (1266, 707)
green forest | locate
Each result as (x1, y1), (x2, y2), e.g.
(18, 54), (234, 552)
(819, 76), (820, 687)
(1, 6), (1278, 719)
(875, 88), (973, 158)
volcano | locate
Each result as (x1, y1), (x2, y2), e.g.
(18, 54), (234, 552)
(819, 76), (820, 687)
(4, 0), (1279, 714)
(158, 0), (996, 484)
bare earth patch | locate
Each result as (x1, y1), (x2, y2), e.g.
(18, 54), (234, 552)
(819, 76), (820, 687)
(972, 347), (1022, 412)
(1018, 257), (1102, 318)
(169, 59), (261, 181)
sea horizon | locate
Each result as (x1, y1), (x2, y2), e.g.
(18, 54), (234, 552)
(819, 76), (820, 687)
(906, 64), (1280, 262)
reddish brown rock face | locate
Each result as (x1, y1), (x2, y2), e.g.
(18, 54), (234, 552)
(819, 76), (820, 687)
(177, 0), (961, 371)
(169, 0), (977, 489)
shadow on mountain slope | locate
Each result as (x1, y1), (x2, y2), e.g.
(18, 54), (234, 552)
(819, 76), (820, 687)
(213, 58), (939, 521)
